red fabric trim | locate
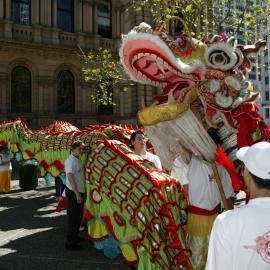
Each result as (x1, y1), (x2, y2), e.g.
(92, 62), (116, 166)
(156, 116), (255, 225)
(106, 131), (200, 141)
(215, 145), (244, 192)
(0, 140), (7, 146)
(187, 205), (218, 216)
(25, 149), (34, 157)
(53, 160), (65, 170)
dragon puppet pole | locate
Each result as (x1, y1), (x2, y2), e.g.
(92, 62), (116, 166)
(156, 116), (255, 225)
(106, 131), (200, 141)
(211, 161), (230, 211)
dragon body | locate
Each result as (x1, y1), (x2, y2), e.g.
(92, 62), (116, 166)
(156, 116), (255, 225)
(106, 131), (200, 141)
(0, 119), (192, 269)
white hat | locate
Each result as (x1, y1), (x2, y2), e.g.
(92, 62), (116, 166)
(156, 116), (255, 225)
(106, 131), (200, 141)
(236, 142), (270, 180)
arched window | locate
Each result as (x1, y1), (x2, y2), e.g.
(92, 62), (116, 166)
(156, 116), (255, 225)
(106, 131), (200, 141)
(11, 0), (31, 25)
(11, 66), (31, 112)
(57, 0), (74, 32)
(57, 70), (75, 113)
(97, 0), (112, 38)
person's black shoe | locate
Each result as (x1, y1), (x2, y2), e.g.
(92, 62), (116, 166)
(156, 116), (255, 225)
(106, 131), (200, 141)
(75, 236), (85, 243)
(65, 242), (84, 251)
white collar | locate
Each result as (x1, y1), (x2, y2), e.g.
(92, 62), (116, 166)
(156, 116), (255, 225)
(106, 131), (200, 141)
(248, 197), (270, 207)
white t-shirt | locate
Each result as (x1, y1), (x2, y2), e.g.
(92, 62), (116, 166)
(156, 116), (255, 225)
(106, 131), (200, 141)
(171, 155), (234, 210)
(206, 197), (270, 270)
(65, 154), (86, 193)
(141, 151), (162, 170)
(0, 152), (12, 171)
(171, 156), (189, 185)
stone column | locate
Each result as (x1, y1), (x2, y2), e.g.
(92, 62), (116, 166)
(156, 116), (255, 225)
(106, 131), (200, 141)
(137, 84), (146, 110)
(83, 1), (93, 33)
(32, 75), (39, 114)
(75, 0), (82, 32)
(0, 0), (4, 19)
(45, 0), (52, 26)
(5, 0), (11, 20)
(32, 0), (42, 42)
(0, 73), (8, 113)
(38, 76), (55, 114)
(52, 0), (57, 28)
(51, 0), (59, 45)
(31, 0), (40, 25)
(114, 5), (121, 38)
(93, 1), (98, 34)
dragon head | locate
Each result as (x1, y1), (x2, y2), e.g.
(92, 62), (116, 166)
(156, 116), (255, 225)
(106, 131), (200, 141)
(120, 22), (266, 169)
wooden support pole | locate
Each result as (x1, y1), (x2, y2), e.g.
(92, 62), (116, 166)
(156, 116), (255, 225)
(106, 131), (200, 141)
(211, 161), (229, 211)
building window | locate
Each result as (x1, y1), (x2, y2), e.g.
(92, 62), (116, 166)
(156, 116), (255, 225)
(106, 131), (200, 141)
(11, 66), (31, 112)
(266, 91), (269, 101)
(57, 70), (75, 113)
(265, 76), (269, 85)
(57, 0), (74, 32)
(266, 108), (270, 119)
(11, 0), (31, 25)
(97, 0), (112, 38)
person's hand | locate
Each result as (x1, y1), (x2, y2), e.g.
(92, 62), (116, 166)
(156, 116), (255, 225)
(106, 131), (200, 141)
(76, 193), (83, 204)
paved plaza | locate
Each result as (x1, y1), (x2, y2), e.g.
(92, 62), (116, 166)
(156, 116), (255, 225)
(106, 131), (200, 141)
(0, 178), (129, 270)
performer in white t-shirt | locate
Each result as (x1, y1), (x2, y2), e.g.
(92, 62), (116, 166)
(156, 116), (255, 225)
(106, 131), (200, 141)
(130, 130), (162, 170)
(171, 129), (234, 269)
(206, 141), (270, 270)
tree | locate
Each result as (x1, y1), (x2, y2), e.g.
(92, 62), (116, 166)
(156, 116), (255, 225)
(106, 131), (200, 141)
(130, 0), (270, 42)
(80, 48), (133, 106)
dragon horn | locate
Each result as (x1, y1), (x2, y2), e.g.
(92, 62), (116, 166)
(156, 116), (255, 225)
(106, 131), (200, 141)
(157, 15), (192, 38)
(227, 36), (238, 50)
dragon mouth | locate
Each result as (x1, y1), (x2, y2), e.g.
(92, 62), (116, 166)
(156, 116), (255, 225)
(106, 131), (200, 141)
(120, 32), (205, 104)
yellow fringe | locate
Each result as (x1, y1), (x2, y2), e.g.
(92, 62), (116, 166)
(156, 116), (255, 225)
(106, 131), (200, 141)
(187, 212), (217, 238)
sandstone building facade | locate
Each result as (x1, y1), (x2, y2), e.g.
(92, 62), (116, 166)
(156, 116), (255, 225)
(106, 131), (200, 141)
(0, 0), (155, 129)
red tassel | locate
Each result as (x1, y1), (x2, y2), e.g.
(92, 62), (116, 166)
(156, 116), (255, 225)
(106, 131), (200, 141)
(0, 140), (7, 146)
(165, 224), (178, 233)
(25, 149), (34, 157)
(215, 145), (244, 192)
(167, 239), (182, 250)
(40, 159), (49, 170)
(53, 160), (64, 170)
(159, 206), (171, 218)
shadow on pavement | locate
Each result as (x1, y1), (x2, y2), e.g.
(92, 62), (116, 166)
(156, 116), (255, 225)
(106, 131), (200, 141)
(0, 185), (129, 270)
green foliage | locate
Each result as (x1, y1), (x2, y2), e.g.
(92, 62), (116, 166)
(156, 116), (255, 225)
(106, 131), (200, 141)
(130, 0), (270, 42)
(81, 48), (132, 106)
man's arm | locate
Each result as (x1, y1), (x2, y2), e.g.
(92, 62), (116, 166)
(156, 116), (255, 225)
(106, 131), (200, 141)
(206, 214), (232, 270)
(67, 173), (83, 204)
(155, 156), (162, 170)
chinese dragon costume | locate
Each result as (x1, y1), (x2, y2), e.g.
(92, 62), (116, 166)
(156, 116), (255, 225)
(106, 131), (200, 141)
(0, 20), (270, 270)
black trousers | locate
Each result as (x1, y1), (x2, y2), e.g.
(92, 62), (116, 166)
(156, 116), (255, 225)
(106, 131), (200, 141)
(55, 176), (66, 197)
(66, 187), (84, 245)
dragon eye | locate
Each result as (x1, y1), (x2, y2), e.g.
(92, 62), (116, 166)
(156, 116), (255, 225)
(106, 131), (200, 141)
(209, 51), (230, 66)
(205, 43), (238, 71)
